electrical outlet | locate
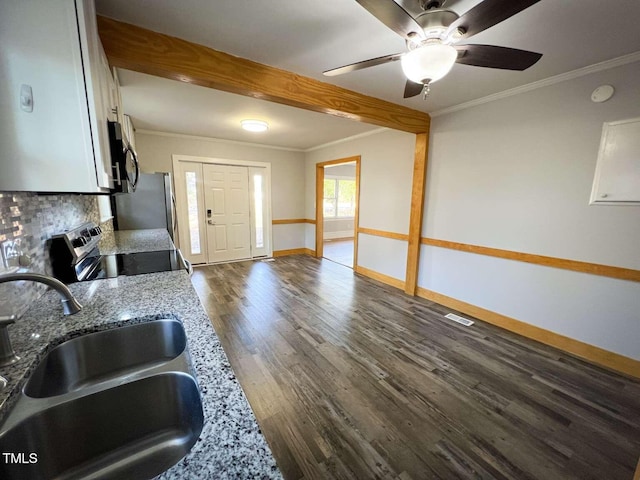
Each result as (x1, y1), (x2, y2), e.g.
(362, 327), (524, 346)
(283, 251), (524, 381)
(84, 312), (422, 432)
(0, 239), (20, 269)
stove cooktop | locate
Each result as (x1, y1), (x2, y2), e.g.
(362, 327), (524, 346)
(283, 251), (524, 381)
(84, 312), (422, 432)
(50, 223), (189, 284)
(97, 250), (187, 278)
(84, 250), (187, 281)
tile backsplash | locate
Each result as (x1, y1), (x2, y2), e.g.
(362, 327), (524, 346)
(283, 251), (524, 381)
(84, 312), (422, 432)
(0, 192), (112, 316)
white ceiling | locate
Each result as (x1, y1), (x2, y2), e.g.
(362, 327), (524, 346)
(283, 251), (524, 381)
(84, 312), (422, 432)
(96, 0), (640, 147)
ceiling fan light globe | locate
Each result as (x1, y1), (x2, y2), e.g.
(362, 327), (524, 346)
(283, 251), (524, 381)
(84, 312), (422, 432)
(400, 43), (457, 84)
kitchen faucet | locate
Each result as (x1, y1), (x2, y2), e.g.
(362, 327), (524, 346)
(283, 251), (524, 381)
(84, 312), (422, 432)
(0, 272), (82, 368)
(0, 272), (82, 316)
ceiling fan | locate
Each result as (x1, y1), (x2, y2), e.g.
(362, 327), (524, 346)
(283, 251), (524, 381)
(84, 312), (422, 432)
(323, 0), (543, 99)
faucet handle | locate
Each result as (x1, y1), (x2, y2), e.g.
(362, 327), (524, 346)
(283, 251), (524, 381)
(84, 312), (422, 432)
(0, 315), (20, 366)
(0, 315), (17, 326)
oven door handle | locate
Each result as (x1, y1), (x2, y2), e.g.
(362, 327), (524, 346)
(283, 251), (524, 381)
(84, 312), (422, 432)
(77, 257), (102, 282)
(176, 249), (193, 275)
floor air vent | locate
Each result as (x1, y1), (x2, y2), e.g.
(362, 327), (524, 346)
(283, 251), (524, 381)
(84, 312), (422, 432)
(444, 313), (474, 326)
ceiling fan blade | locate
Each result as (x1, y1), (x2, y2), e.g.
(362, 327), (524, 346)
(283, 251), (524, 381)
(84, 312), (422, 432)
(447, 0), (540, 40)
(355, 0), (426, 41)
(403, 80), (424, 98)
(455, 44), (542, 70)
(323, 52), (404, 76)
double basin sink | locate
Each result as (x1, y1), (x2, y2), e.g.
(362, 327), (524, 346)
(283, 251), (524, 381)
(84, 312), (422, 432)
(0, 318), (204, 480)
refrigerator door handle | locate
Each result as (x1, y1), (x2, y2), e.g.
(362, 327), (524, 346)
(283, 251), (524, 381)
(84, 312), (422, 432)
(171, 194), (178, 237)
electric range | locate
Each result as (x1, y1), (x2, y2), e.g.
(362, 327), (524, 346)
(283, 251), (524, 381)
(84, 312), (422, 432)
(50, 222), (188, 284)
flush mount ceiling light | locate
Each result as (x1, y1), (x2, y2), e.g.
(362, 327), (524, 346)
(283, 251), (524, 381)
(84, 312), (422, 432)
(241, 119), (269, 132)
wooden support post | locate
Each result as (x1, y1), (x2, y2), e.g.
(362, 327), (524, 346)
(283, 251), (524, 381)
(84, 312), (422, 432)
(315, 164), (324, 259)
(404, 132), (429, 296)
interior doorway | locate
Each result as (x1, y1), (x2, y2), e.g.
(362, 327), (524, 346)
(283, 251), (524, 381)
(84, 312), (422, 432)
(173, 155), (272, 265)
(315, 156), (360, 268)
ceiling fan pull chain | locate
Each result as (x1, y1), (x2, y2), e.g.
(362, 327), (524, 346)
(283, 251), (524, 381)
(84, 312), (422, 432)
(422, 82), (431, 99)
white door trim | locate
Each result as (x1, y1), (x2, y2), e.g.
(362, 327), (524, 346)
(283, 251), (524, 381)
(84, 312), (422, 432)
(172, 154), (273, 259)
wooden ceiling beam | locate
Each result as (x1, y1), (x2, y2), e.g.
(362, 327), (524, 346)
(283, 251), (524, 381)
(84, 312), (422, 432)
(97, 16), (430, 134)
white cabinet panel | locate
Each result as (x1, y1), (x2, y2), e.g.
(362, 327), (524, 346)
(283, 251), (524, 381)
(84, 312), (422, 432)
(590, 117), (640, 205)
(0, 0), (112, 193)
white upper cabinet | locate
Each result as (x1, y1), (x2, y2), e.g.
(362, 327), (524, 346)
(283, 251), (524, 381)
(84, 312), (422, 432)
(0, 0), (113, 193)
(590, 117), (640, 205)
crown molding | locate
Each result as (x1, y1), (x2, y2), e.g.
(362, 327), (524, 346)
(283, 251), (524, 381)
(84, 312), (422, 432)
(304, 128), (388, 152)
(431, 51), (640, 117)
(135, 129), (305, 152)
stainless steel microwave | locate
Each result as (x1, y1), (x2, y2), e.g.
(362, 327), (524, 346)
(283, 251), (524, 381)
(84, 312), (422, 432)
(108, 120), (139, 194)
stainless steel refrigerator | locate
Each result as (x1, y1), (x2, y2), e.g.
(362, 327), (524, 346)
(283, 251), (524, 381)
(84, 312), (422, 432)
(112, 172), (177, 241)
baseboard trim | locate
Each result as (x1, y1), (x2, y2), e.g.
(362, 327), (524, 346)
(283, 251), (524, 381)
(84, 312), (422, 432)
(273, 248), (315, 257)
(355, 265), (406, 290)
(416, 287), (640, 379)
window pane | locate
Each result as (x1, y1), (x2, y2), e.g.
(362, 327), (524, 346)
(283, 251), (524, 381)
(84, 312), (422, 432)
(185, 172), (201, 255)
(323, 178), (336, 199)
(337, 179), (356, 217)
(253, 174), (264, 249)
(323, 198), (336, 217)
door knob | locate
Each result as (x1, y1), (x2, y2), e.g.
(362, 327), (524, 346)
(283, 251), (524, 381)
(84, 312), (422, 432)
(207, 220), (216, 225)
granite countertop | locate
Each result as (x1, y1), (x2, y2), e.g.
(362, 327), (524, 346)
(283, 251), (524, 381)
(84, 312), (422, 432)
(99, 228), (176, 254)
(0, 241), (282, 478)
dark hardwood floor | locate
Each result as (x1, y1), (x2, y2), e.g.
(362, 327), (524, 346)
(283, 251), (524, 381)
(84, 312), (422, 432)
(191, 255), (640, 480)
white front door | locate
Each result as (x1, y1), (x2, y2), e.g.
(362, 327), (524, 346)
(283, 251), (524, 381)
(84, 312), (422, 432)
(203, 164), (251, 263)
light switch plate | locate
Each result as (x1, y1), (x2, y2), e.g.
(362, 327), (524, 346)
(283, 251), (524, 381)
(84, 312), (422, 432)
(20, 84), (33, 112)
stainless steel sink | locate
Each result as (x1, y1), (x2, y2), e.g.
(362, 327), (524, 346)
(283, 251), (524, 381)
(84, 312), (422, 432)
(0, 373), (203, 480)
(0, 318), (204, 480)
(25, 319), (187, 398)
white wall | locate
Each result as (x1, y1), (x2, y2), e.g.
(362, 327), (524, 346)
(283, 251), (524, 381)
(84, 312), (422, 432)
(135, 132), (306, 251)
(305, 129), (415, 280)
(422, 61), (640, 359)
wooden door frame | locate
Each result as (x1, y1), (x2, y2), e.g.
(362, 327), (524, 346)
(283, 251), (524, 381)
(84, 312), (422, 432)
(315, 156), (361, 268)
